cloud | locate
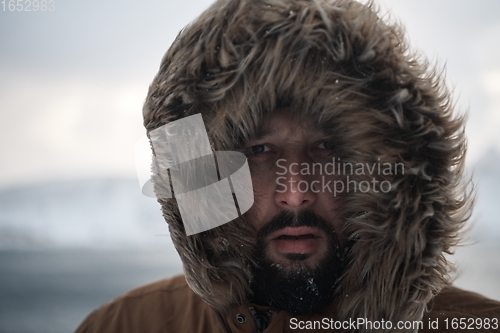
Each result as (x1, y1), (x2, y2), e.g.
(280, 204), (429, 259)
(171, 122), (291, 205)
(0, 68), (148, 187)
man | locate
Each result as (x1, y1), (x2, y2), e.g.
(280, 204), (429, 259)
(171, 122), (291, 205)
(76, 0), (500, 332)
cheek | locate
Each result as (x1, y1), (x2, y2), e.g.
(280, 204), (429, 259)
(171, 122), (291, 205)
(248, 162), (279, 196)
(245, 189), (272, 230)
(245, 174), (277, 231)
(309, 176), (345, 234)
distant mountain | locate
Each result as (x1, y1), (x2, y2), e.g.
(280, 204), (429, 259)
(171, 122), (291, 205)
(0, 178), (170, 249)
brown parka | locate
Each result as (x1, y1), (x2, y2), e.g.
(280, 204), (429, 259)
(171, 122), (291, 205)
(75, 275), (500, 332)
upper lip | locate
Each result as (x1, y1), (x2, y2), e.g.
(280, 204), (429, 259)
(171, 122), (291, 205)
(269, 226), (323, 240)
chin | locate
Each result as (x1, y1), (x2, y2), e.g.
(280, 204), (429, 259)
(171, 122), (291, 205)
(251, 238), (346, 315)
(268, 251), (326, 271)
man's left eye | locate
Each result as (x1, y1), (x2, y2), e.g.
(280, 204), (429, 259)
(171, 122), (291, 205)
(318, 141), (335, 150)
(246, 144), (271, 155)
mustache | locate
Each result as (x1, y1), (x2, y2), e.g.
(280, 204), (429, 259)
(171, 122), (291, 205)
(257, 210), (336, 240)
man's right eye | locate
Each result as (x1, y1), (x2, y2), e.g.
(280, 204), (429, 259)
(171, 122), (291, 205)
(246, 144), (271, 155)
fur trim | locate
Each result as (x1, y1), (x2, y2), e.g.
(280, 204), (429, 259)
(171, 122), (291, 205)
(143, 0), (471, 331)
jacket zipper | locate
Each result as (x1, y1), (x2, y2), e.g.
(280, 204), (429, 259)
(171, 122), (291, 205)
(250, 308), (271, 333)
(215, 311), (230, 333)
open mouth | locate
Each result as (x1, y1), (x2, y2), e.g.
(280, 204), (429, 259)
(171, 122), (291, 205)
(269, 227), (323, 254)
(270, 226), (322, 240)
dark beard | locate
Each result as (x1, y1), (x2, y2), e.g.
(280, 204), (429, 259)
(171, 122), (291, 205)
(250, 210), (346, 316)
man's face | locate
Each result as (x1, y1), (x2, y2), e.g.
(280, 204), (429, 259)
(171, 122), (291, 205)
(242, 108), (347, 314)
(244, 108), (345, 265)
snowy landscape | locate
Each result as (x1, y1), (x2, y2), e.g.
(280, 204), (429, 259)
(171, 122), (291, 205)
(2, 150), (500, 249)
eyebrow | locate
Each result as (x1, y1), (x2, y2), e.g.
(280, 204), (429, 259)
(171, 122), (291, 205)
(251, 128), (278, 141)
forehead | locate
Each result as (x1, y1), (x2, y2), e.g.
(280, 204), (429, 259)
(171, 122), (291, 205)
(251, 108), (325, 141)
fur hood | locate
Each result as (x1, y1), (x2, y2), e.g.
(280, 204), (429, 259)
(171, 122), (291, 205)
(142, 0), (471, 331)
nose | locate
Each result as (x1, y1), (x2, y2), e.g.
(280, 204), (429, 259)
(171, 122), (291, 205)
(274, 159), (317, 210)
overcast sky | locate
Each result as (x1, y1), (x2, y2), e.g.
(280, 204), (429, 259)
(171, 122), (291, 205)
(1, 0), (499, 189)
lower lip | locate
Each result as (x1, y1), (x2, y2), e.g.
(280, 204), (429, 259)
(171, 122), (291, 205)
(271, 237), (321, 254)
